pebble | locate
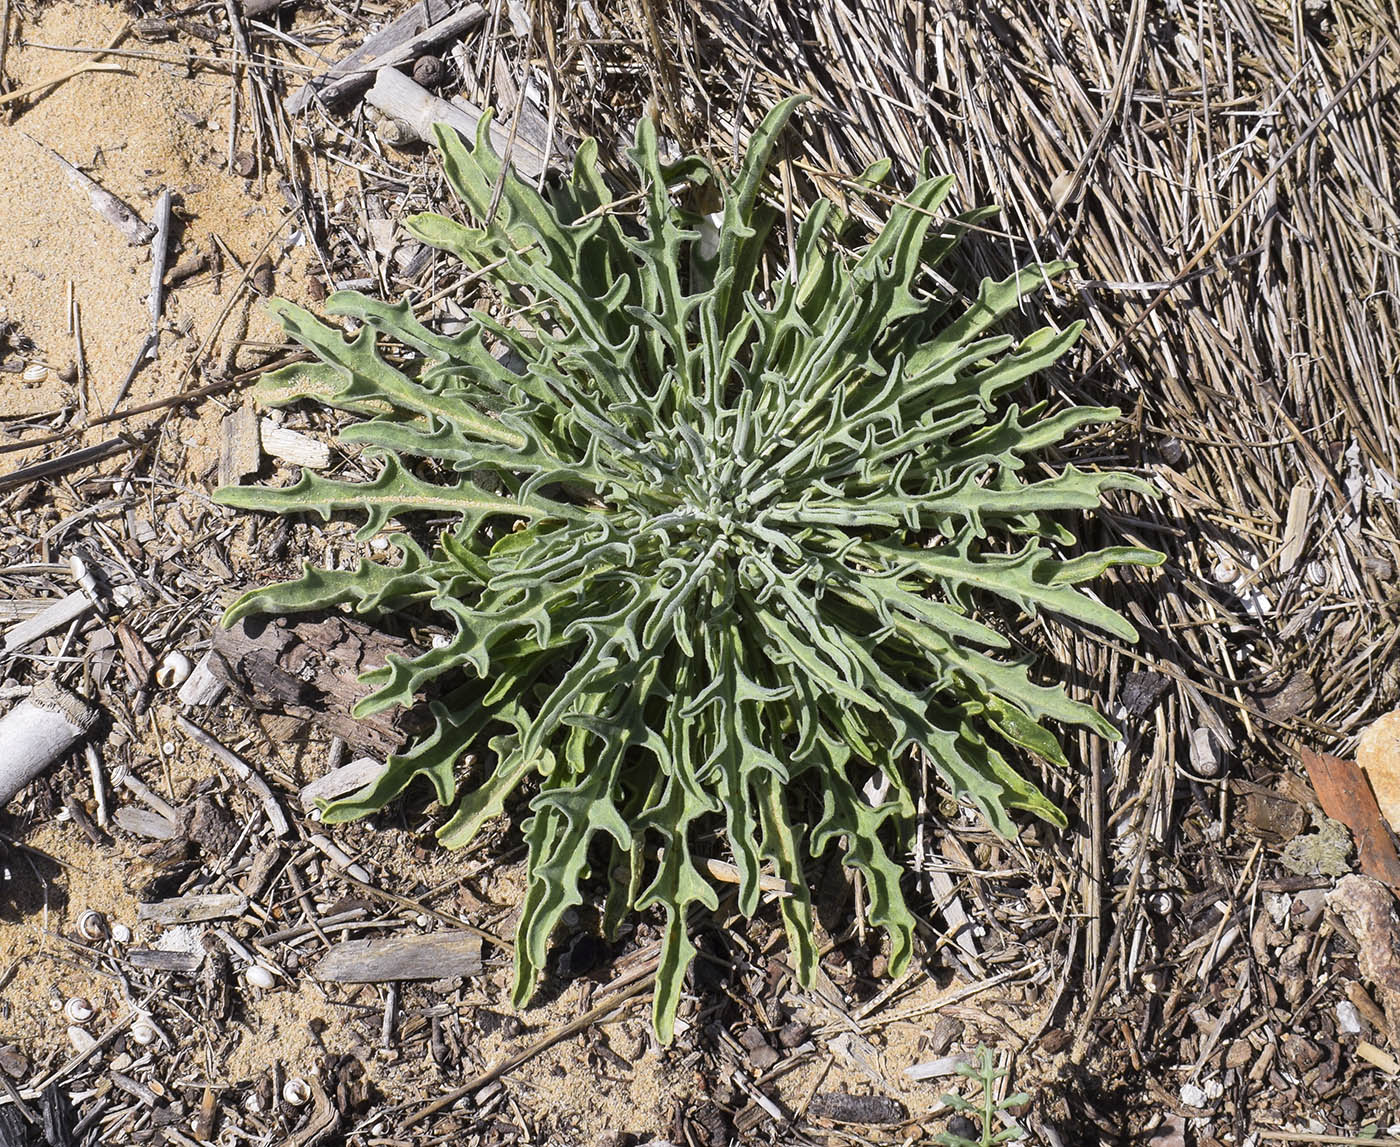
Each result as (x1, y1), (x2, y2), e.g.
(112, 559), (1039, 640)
(67, 1026), (98, 1055)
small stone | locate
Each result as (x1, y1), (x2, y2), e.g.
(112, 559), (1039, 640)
(748, 1043), (780, 1071)
(251, 256), (275, 297)
(1179, 1082), (1208, 1109)
(737, 1025), (768, 1051)
(0, 1046), (29, 1077)
(776, 1021), (808, 1048)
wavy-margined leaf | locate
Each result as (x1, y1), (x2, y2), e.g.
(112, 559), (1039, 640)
(216, 100), (1161, 1041)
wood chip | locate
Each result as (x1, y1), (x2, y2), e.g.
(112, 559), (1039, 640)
(1279, 481), (1313, 572)
(300, 756), (383, 809)
(137, 892), (249, 925)
(124, 947), (205, 973)
(218, 403), (262, 487)
(260, 419), (330, 469)
(176, 651), (226, 707)
(313, 931), (483, 983)
(112, 806), (179, 840)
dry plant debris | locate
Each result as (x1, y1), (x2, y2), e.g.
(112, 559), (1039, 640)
(0, 0), (1397, 1143)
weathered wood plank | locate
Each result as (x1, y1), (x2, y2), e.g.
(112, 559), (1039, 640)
(314, 931), (482, 983)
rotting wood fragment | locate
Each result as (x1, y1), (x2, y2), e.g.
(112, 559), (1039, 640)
(125, 948), (205, 973)
(807, 1092), (907, 1124)
(313, 931), (482, 983)
(210, 615), (431, 757)
(218, 404), (261, 487)
(137, 892), (248, 925)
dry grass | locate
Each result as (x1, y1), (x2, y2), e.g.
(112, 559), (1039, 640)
(509, 0), (1400, 1111)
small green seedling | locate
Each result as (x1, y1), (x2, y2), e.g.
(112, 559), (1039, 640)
(936, 1046), (1030, 1146)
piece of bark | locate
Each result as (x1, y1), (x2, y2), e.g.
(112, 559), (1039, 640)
(0, 681), (99, 804)
(1299, 747), (1400, 891)
(1328, 874), (1400, 1047)
(808, 1093), (907, 1125)
(218, 404), (262, 487)
(113, 806), (179, 840)
(286, 1), (486, 114)
(365, 65), (549, 180)
(210, 615), (432, 758)
(137, 892), (248, 925)
(125, 948), (205, 973)
(313, 931), (482, 982)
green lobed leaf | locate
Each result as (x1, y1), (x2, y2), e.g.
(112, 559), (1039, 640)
(216, 102), (1161, 1042)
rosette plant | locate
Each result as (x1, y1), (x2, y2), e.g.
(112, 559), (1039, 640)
(216, 96), (1159, 1038)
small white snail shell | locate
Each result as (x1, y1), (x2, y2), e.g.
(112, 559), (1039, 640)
(129, 1018), (157, 1046)
(155, 651), (192, 689)
(77, 910), (107, 941)
(1211, 559), (1239, 584)
(282, 1078), (311, 1106)
(244, 963), (276, 989)
(22, 362), (47, 384)
(64, 997), (95, 1023)
(110, 922), (132, 944)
